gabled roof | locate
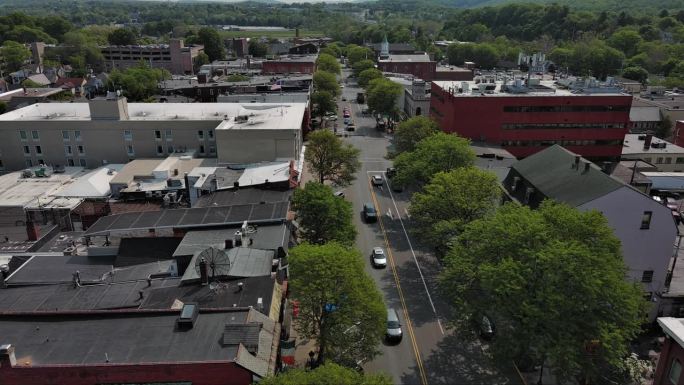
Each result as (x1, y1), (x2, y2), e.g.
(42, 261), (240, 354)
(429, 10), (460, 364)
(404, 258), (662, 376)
(510, 145), (624, 207)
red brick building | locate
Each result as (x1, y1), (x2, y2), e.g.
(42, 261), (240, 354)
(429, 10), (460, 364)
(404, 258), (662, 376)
(655, 317), (684, 385)
(430, 78), (632, 159)
(262, 55), (317, 74)
(378, 54), (437, 81)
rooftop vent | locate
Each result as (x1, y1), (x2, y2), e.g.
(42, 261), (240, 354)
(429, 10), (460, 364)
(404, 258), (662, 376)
(177, 303), (199, 329)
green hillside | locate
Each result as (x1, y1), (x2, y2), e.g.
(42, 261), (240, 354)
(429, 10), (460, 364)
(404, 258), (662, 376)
(433, 0), (684, 11)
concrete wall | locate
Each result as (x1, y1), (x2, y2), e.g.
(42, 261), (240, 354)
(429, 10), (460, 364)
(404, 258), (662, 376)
(579, 186), (677, 319)
(216, 128), (301, 164)
(622, 152), (684, 172)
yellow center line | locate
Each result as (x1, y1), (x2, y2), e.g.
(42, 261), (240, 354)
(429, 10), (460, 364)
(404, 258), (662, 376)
(368, 177), (429, 385)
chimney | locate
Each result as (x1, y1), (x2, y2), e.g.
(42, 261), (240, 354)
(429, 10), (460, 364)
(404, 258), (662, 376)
(573, 155), (581, 169)
(26, 213), (39, 241)
(225, 239), (234, 249)
(199, 257), (208, 286)
(0, 264), (8, 288)
(583, 161), (591, 173)
(0, 344), (17, 367)
(601, 161), (613, 174)
(644, 134), (653, 150)
(234, 230), (243, 247)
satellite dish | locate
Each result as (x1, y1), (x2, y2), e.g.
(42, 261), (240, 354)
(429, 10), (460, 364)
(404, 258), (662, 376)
(194, 247), (231, 280)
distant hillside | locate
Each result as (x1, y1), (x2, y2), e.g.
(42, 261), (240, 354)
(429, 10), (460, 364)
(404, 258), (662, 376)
(432, 0), (684, 11)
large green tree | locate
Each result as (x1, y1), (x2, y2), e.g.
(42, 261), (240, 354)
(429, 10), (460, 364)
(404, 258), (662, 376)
(108, 64), (170, 101)
(197, 27), (226, 61)
(317, 53), (341, 75)
(0, 40), (30, 73)
(622, 66), (649, 83)
(392, 115), (439, 155)
(351, 59), (375, 76)
(260, 363), (391, 385)
(357, 68), (382, 88)
(410, 168), (500, 253)
(393, 132), (475, 187)
(366, 77), (402, 118)
(289, 243), (386, 367)
(107, 28), (137, 46)
(313, 70), (340, 97)
(440, 201), (646, 383)
(346, 45), (374, 66)
(311, 90), (337, 121)
(305, 130), (360, 186)
(248, 40), (268, 57)
(292, 182), (356, 245)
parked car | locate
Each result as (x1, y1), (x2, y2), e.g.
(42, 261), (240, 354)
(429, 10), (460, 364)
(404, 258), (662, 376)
(341, 96), (347, 101)
(386, 308), (403, 343)
(386, 167), (396, 178)
(371, 247), (387, 268)
(327, 114), (338, 121)
(363, 202), (377, 222)
(334, 191), (345, 198)
(344, 117), (351, 125)
(346, 123), (355, 131)
(477, 315), (495, 340)
(371, 174), (383, 186)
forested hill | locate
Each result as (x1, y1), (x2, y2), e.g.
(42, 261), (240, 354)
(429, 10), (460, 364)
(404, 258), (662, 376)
(415, 0), (684, 12)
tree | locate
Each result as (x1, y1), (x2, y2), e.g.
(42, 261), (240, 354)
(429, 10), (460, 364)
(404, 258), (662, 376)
(193, 52), (209, 72)
(108, 63), (170, 101)
(346, 45), (374, 66)
(440, 201), (646, 383)
(313, 70), (340, 97)
(392, 116), (439, 155)
(292, 182), (356, 245)
(608, 28), (643, 58)
(351, 59), (374, 76)
(357, 68), (382, 88)
(366, 77), (402, 118)
(305, 130), (360, 186)
(225, 74), (249, 82)
(317, 53), (341, 75)
(0, 101), (7, 115)
(410, 168), (500, 254)
(311, 90), (336, 121)
(622, 66), (649, 83)
(260, 363), (391, 385)
(107, 28), (137, 46)
(21, 79), (43, 88)
(197, 27), (226, 61)
(0, 40), (30, 73)
(288, 243), (386, 367)
(248, 40), (268, 57)
(393, 132), (475, 187)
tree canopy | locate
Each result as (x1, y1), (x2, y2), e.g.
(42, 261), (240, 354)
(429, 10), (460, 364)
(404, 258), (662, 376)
(248, 40), (268, 58)
(292, 182), (356, 246)
(289, 243), (386, 367)
(317, 53), (341, 75)
(357, 68), (382, 88)
(351, 59), (375, 76)
(305, 130), (360, 186)
(366, 77), (402, 118)
(1, 40), (31, 73)
(311, 90), (337, 121)
(108, 64), (170, 101)
(392, 116), (439, 156)
(313, 70), (341, 98)
(260, 363), (391, 385)
(197, 27), (226, 61)
(107, 28), (137, 46)
(393, 132), (475, 187)
(440, 201), (646, 382)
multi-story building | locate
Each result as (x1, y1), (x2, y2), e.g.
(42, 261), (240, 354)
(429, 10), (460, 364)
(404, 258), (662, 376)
(101, 39), (203, 75)
(430, 77), (632, 159)
(622, 134), (684, 172)
(261, 55), (317, 75)
(378, 53), (437, 81)
(0, 94), (308, 172)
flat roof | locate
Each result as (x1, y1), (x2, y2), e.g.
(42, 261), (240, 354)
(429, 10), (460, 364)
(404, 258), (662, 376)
(379, 53), (432, 63)
(0, 167), (87, 208)
(433, 79), (629, 97)
(0, 102), (308, 127)
(622, 134), (684, 155)
(635, 94), (684, 109)
(630, 106), (661, 122)
(194, 188), (292, 208)
(0, 309), (248, 365)
(173, 224), (289, 257)
(658, 317), (684, 348)
(53, 165), (124, 198)
(265, 55), (317, 63)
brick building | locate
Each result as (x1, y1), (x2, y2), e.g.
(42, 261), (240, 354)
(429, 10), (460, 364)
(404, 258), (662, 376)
(262, 55), (317, 75)
(101, 39), (203, 75)
(430, 77), (632, 159)
(655, 317), (684, 384)
(378, 53), (436, 81)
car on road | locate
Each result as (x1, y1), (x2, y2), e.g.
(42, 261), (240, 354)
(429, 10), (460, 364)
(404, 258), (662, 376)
(363, 202), (377, 223)
(334, 191), (345, 198)
(346, 123), (355, 131)
(386, 308), (403, 343)
(386, 167), (396, 178)
(371, 247), (387, 268)
(371, 174), (383, 186)
(477, 315), (495, 340)
(344, 117), (350, 125)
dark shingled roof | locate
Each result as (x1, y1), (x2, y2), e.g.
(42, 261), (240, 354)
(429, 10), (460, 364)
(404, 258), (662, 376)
(223, 323), (260, 351)
(510, 145), (624, 207)
(195, 188), (292, 208)
(115, 237), (182, 267)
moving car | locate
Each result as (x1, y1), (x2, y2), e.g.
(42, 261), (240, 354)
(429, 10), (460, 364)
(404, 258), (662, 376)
(386, 308), (403, 343)
(363, 202), (377, 223)
(344, 117), (350, 125)
(371, 247), (387, 268)
(386, 167), (396, 178)
(371, 174), (383, 186)
(346, 123), (355, 131)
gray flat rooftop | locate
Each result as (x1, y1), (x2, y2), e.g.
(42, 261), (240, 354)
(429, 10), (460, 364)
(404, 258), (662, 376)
(195, 188), (292, 208)
(623, 134), (684, 155)
(433, 79), (629, 97)
(379, 53), (432, 63)
(0, 309), (248, 365)
(173, 224), (289, 257)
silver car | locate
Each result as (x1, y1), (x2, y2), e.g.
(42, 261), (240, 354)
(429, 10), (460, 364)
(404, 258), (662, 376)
(371, 247), (387, 268)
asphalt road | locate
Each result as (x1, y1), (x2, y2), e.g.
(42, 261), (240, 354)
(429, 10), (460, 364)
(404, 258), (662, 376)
(331, 68), (520, 385)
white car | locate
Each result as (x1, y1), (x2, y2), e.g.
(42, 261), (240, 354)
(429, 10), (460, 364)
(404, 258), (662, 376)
(371, 174), (383, 186)
(372, 247), (387, 268)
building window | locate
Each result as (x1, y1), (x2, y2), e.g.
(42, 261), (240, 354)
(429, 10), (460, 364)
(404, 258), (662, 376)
(65, 145), (72, 155)
(35, 146), (42, 154)
(124, 130), (132, 141)
(79, 159), (86, 167)
(677, 157), (684, 164)
(199, 145), (205, 154)
(168, 145), (174, 153)
(642, 270), (654, 283)
(67, 158), (75, 166)
(157, 145), (164, 155)
(208, 130), (214, 139)
(23, 146), (30, 154)
(198, 130), (204, 140)
(166, 129), (173, 140)
(31, 130), (39, 140)
(25, 159), (32, 167)
(37, 159), (44, 165)
(657, 157), (664, 164)
(62, 131), (70, 141)
(74, 130), (81, 141)
(670, 359), (682, 384)
(0, 159), (3, 169)
(209, 146), (216, 154)
(666, 157), (673, 164)
(19, 130), (27, 141)
(78, 145), (84, 155)
(127, 145), (134, 155)
(155, 130), (162, 140)
(641, 211), (653, 229)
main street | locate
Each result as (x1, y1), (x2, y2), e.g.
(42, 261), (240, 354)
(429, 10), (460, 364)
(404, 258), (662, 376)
(331, 68), (519, 385)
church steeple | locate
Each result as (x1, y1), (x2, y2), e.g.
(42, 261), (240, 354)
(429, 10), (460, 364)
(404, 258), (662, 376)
(380, 34), (389, 59)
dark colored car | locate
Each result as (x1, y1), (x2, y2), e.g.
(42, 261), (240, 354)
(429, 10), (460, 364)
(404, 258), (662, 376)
(477, 315), (495, 340)
(386, 167), (396, 178)
(363, 202), (377, 223)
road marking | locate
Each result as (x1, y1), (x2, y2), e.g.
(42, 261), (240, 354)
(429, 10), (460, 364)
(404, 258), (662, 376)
(383, 172), (443, 335)
(404, 208), (411, 219)
(369, 177), (428, 385)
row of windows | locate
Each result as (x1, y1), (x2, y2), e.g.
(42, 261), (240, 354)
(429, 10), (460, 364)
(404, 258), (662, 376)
(640, 156), (684, 165)
(23, 145), (85, 156)
(105, 56), (172, 61)
(126, 130), (214, 141)
(501, 139), (624, 147)
(19, 130), (40, 141)
(503, 105), (630, 113)
(501, 122), (627, 130)
(62, 130), (82, 141)
(23, 158), (87, 168)
(154, 145), (215, 155)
